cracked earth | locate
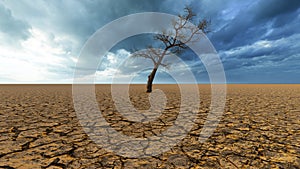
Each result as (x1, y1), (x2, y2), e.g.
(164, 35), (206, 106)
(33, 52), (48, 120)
(0, 84), (299, 168)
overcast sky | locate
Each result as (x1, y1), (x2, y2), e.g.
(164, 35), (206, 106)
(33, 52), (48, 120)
(0, 0), (300, 83)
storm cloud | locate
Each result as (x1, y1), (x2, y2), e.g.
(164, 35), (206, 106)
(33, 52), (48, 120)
(0, 0), (299, 83)
(0, 4), (31, 43)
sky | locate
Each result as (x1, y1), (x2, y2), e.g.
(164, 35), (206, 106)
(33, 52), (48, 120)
(0, 0), (300, 84)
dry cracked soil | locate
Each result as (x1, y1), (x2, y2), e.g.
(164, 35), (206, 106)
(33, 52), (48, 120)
(0, 84), (299, 169)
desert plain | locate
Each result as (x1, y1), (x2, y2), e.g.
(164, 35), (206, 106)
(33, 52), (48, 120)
(0, 84), (299, 168)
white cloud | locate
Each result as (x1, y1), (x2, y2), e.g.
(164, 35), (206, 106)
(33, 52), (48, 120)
(21, 28), (66, 64)
(1, 0), (298, 84)
(0, 57), (43, 82)
(222, 34), (300, 59)
(95, 49), (138, 83)
(0, 27), (75, 82)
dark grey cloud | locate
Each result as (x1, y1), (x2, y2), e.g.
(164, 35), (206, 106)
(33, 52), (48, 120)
(0, 3), (31, 41)
(0, 0), (299, 83)
(253, 0), (300, 21)
(211, 0), (300, 50)
(1, 0), (170, 53)
(220, 33), (300, 71)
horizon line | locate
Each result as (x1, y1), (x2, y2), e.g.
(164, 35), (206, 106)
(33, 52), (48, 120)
(0, 83), (299, 85)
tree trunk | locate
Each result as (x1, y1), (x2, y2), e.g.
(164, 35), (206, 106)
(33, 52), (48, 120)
(146, 68), (158, 93)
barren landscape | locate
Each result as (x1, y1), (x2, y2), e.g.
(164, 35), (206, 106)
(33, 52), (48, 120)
(0, 84), (299, 168)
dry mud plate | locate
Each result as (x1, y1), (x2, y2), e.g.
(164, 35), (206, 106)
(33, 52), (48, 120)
(0, 84), (299, 168)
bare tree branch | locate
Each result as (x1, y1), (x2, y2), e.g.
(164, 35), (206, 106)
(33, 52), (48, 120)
(131, 6), (210, 92)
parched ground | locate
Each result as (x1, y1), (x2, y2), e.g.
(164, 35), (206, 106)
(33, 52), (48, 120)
(0, 84), (299, 169)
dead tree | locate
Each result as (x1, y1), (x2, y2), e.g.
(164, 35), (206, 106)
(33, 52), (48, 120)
(132, 7), (210, 92)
